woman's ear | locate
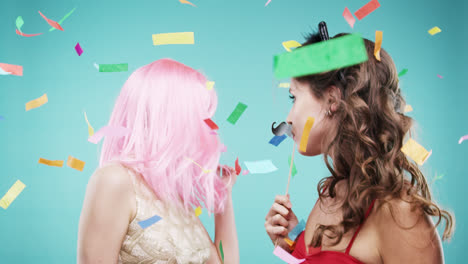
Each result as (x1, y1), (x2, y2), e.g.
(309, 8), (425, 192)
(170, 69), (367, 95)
(327, 85), (342, 112)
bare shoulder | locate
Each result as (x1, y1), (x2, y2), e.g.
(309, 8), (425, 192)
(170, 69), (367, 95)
(373, 196), (444, 264)
(88, 163), (133, 193)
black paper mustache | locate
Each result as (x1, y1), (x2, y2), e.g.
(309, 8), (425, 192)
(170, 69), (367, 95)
(271, 121), (292, 137)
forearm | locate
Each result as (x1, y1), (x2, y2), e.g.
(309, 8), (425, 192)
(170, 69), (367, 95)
(214, 193), (239, 264)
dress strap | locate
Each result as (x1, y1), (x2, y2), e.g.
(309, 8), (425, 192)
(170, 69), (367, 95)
(345, 199), (376, 255)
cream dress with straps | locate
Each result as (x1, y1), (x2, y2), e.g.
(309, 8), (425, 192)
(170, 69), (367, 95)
(118, 165), (212, 264)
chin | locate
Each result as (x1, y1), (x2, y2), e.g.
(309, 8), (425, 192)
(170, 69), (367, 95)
(298, 148), (321, 157)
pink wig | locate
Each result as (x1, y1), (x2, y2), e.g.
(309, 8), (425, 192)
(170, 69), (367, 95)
(99, 58), (227, 213)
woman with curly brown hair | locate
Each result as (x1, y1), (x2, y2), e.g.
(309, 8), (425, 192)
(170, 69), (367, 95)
(265, 22), (454, 264)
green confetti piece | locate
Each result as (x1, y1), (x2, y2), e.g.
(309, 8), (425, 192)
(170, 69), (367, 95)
(398, 68), (408, 77)
(99, 63), (128, 72)
(288, 156), (297, 178)
(274, 33), (368, 79)
(16, 16), (24, 33)
(49, 7), (76, 32)
(227, 102), (247, 125)
(219, 240), (224, 263)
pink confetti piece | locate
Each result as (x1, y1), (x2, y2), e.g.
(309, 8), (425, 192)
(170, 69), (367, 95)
(273, 246), (305, 264)
(88, 126), (131, 144)
(265, 0), (272, 6)
(15, 29), (42, 37)
(75, 42), (83, 56)
(343, 7), (356, 28)
(38, 11), (64, 31)
(459, 135), (468, 144)
(242, 170), (249, 175)
(437, 74), (443, 79)
(0, 63), (23, 76)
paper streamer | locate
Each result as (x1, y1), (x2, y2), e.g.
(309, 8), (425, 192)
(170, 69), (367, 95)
(458, 135), (468, 144)
(354, 0), (381, 20)
(398, 69), (408, 77)
(219, 241), (225, 262)
(235, 158), (242, 175)
(278, 82), (290, 88)
(98, 63), (128, 72)
(50, 7), (76, 32)
(38, 158), (64, 167)
(282, 40), (302, 52)
(0, 180), (26, 209)
(38, 11), (64, 31)
(67, 156), (86, 171)
(204, 118), (219, 130)
(274, 34), (368, 79)
(244, 160), (278, 174)
(25, 94), (48, 111)
(273, 246), (305, 264)
(16, 16), (24, 33)
(289, 219), (306, 241)
(195, 206), (202, 217)
(138, 214), (162, 229)
(299, 117), (315, 152)
(152, 32), (194, 45)
(428, 27), (441, 36)
(404, 105), (413, 113)
(84, 112), (95, 136)
(343, 7), (356, 28)
(269, 135), (287, 147)
(206, 81), (215, 90)
(179, 0), (196, 7)
(0, 63), (23, 76)
(75, 43), (83, 56)
(288, 156), (297, 178)
(185, 157), (212, 173)
(88, 125), (131, 144)
(401, 138), (432, 166)
(374, 31), (383, 61)
(16, 29), (42, 37)
(227, 102), (248, 125)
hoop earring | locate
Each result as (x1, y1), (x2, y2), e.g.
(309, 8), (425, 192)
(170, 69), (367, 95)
(326, 109), (332, 116)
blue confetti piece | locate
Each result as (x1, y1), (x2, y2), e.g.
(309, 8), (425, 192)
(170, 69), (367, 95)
(0, 116), (4, 120)
(269, 135), (287, 147)
(289, 219), (306, 241)
(138, 214), (162, 229)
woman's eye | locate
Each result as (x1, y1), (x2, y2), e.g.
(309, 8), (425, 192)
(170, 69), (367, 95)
(289, 94), (296, 103)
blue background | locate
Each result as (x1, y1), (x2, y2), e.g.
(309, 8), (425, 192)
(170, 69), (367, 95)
(0, 0), (466, 263)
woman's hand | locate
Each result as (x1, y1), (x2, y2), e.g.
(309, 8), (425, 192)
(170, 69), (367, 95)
(217, 165), (237, 191)
(265, 194), (298, 247)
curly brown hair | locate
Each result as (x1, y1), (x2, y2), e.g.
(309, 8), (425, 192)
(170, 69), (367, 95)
(295, 32), (455, 248)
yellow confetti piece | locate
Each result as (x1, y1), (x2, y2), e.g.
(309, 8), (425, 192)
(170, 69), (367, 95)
(284, 238), (295, 248)
(278, 82), (290, 88)
(404, 105), (413, 113)
(401, 138), (432, 166)
(152, 32), (194, 46)
(38, 158), (64, 167)
(299, 117), (315, 153)
(282, 40), (302, 52)
(195, 206), (202, 217)
(0, 180), (26, 209)
(25, 94), (48, 111)
(428, 26), (441, 35)
(67, 156), (85, 171)
(206, 81), (215, 90)
(179, 0), (196, 7)
(374, 30), (383, 61)
(185, 157), (212, 173)
(84, 112), (95, 136)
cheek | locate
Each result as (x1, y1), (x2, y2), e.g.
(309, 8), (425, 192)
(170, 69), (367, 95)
(295, 114), (326, 156)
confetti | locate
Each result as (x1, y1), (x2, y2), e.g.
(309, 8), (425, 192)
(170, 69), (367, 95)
(401, 138), (432, 166)
(206, 81), (215, 90)
(274, 34), (368, 79)
(0, 116), (4, 120)
(180, 0), (196, 7)
(282, 40), (302, 52)
(152, 32), (195, 45)
(374, 31), (383, 61)
(38, 158), (64, 167)
(343, 7), (356, 28)
(0, 180), (26, 209)
(244, 160), (278, 174)
(67, 156), (86, 171)
(0, 68), (11, 75)
(458, 135), (468, 144)
(428, 26), (441, 36)
(15, 29), (42, 37)
(16, 16), (24, 33)
(38, 11), (64, 31)
(354, 0), (381, 20)
(289, 219), (306, 241)
(75, 42), (83, 56)
(269, 135), (287, 147)
(227, 102), (247, 125)
(138, 214), (162, 229)
(242, 170), (249, 175)
(25, 94), (48, 111)
(398, 68), (408, 77)
(284, 238), (296, 249)
(273, 246), (305, 264)
(265, 0), (272, 7)
(299, 117), (315, 153)
(84, 112), (94, 137)
(0, 63), (23, 76)
(185, 157), (212, 174)
(437, 74), (443, 79)
(278, 82), (290, 88)
(195, 206), (202, 217)
(98, 63), (128, 72)
(404, 105), (413, 113)
(235, 158), (242, 175)
(219, 241), (225, 262)
(88, 125), (131, 144)
(50, 8), (76, 32)
(204, 118), (219, 130)
(288, 155), (297, 178)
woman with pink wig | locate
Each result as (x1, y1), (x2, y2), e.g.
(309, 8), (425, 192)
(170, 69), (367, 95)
(77, 58), (239, 264)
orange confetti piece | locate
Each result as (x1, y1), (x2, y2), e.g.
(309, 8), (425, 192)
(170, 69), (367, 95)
(15, 29), (43, 37)
(38, 158), (64, 167)
(374, 31), (383, 61)
(67, 156), (85, 171)
(179, 0), (196, 7)
(25, 94), (48, 111)
(0, 63), (23, 76)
